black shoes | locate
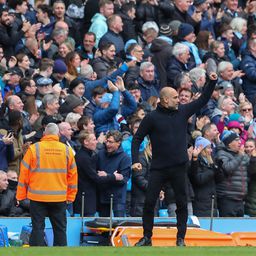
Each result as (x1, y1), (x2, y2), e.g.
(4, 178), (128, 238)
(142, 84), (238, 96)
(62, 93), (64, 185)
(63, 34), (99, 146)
(176, 237), (186, 247)
(135, 236), (152, 246)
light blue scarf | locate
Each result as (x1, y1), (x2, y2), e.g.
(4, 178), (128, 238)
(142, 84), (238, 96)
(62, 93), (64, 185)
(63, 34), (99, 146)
(182, 41), (202, 66)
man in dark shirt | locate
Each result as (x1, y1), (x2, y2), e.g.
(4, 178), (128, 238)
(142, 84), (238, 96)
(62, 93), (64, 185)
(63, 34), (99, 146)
(131, 72), (218, 246)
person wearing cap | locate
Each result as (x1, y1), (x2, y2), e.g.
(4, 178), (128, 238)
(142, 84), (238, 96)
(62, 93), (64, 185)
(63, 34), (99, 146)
(1, 67), (23, 99)
(227, 120), (248, 145)
(93, 77), (136, 136)
(35, 77), (54, 108)
(59, 94), (86, 118)
(215, 130), (249, 217)
(190, 136), (222, 217)
(51, 59), (69, 89)
(177, 23), (201, 66)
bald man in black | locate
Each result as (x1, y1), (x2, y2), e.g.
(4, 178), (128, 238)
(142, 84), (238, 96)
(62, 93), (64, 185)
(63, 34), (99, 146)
(132, 73), (218, 246)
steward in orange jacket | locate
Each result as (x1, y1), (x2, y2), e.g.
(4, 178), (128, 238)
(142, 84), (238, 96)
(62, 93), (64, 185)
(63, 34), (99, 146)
(16, 134), (78, 202)
(16, 123), (78, 246)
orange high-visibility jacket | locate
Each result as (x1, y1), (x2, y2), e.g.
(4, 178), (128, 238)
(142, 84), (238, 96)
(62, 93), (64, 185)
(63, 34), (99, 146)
(16, 135), (78, 202)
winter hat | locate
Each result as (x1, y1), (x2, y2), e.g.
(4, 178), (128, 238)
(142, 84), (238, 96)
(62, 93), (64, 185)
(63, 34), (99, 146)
(53, 59), (67, 74)
(100, 93), (113, 104)
(69, 78), (84, 92)
(195, 136), (211, 149)
(193, 0), (207, 6)
(124, 39), (137, 53)
(221, 130), (239, 146)
(159, 24), (172, 37)
(227, 121), (242, 132)
(177, 23), (194, 39)
(8, 67), (23, 77)
(64, 94), (84, 110)
(229, 113), (245, 123)
(37, 77), (53, 87)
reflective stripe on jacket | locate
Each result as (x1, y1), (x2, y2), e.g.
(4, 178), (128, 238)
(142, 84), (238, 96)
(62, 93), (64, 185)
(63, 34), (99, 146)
(16, 135), (78, 202)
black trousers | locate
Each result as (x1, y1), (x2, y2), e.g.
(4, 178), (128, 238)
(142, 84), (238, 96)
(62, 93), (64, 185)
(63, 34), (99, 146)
(217, 197), (244, 217)
(29, 200), (67, 246)
(143, 164), (188, 239)
(98, 203), (126, 217)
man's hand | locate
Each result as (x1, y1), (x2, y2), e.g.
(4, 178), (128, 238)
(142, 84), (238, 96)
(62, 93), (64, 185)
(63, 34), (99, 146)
(22, 20), (31, 33)
(114, 170), (123, 181)
(209, 72), (218, 80)
(98, 170), (107, 177)
(107, 80), (118, 92)
(67, 201), (72, 204)
(2, 133), (14, 145)
(115, 76), (125, 92)
(132, 163), (142, 171)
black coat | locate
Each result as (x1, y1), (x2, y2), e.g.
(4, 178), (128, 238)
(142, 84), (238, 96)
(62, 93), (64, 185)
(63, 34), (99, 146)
(190, 156), (223, 217)
(131, 152), (150, 217)
(150, 38), (173, 88)
(119, 11), (137, 43)
(132, 77), (217, 170)
(74, 146), (116, 216)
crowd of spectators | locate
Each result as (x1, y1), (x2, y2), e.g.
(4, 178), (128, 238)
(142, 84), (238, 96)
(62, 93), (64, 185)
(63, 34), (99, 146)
(1, 0), (256, 218)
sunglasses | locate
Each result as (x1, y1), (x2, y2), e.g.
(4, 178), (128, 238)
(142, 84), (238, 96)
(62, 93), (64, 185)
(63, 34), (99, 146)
(242, 108), (252, 112)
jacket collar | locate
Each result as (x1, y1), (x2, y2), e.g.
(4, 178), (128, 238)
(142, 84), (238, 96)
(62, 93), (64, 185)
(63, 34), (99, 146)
(41, 134), (59, 142)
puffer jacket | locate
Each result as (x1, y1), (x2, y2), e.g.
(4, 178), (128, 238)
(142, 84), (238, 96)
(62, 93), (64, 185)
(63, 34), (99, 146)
(245, 156), (256, 216)
(215, 144), (249, 200)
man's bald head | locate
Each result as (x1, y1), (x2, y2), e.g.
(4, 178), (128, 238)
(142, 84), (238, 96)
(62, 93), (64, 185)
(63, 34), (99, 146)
(160, 87), (179, 110)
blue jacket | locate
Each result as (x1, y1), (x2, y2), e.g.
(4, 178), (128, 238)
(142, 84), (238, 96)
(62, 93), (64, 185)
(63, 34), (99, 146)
(240, 50), (256, 99)
(89, 13), (108, 47)
(81, 63), (128, 100)
(93, 91), (120, 135)
(137, 76), (160, 102)
(0, 134), (14, 171)
(166, 56), (190, 86)
(97, 145), (131, 209)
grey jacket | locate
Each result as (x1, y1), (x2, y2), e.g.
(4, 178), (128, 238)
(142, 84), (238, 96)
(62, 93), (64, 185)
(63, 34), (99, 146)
(215, 144), (249, 200)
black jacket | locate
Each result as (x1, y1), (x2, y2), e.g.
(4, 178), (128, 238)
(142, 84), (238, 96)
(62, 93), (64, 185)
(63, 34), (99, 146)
(190, 156), (223, 217)
(131, 152), (150, 217)
(150, 38), (173, 88)
(74, 146), (116, 216)
(0, 23), (25, 59)
(132, 77), (217, 170)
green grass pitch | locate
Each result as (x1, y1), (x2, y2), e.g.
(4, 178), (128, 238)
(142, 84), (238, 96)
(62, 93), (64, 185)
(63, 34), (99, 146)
(1, 247), (256, 256)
